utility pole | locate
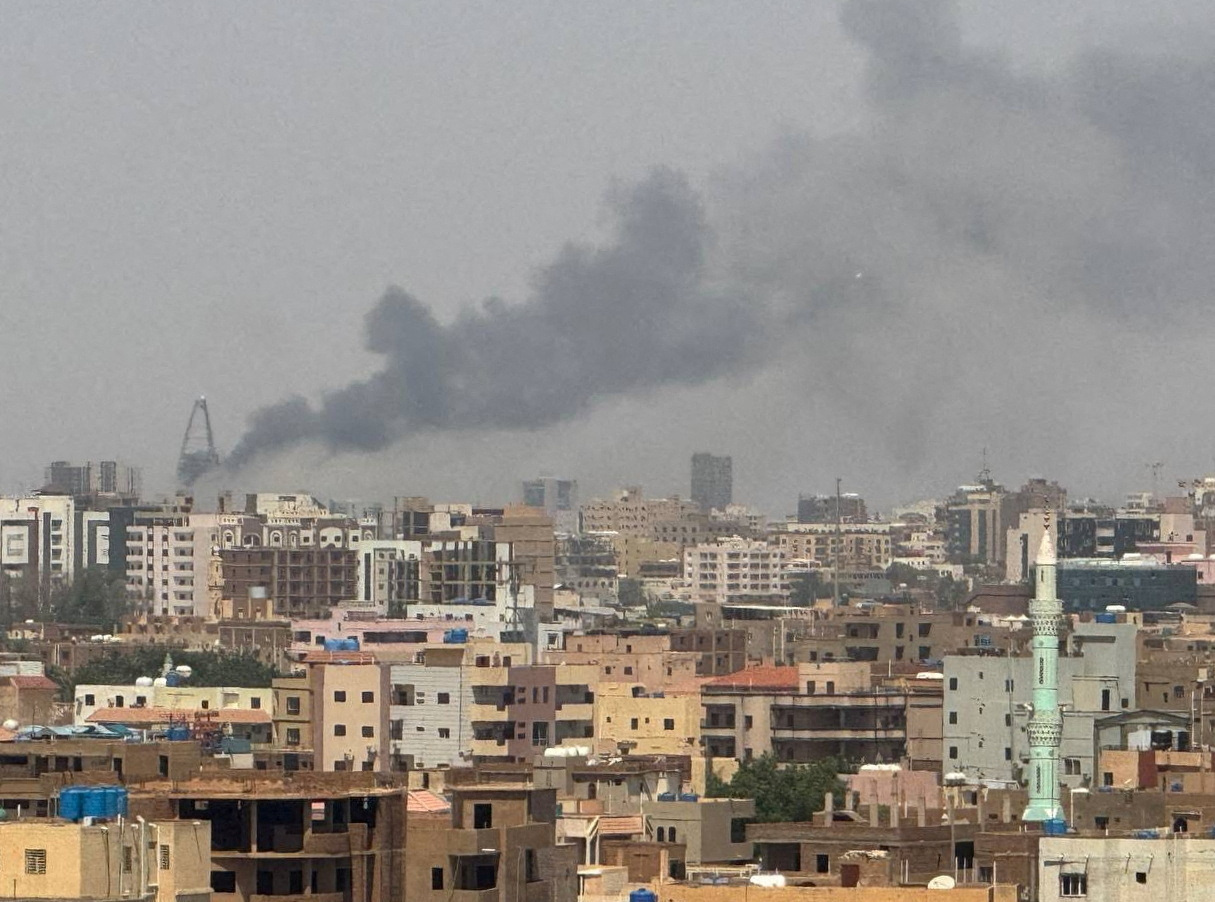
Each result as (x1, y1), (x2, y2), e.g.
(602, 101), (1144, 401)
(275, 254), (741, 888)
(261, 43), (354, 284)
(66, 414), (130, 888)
(833, 477), (842, 608)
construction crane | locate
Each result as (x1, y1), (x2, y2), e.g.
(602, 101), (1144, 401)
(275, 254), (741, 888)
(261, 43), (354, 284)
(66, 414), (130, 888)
(177, 397), (220, 487)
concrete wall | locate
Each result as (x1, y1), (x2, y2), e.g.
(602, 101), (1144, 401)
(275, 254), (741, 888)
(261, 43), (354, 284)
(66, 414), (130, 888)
(656, 884), (1016, 902)
(1040, 836), (1215, 902)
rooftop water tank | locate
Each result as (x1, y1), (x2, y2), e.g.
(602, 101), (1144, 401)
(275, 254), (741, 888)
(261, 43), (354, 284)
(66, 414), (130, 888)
(630, 889), (657, 902)
(58, 787), (86, 821)
(1042, 818), (1068, 836)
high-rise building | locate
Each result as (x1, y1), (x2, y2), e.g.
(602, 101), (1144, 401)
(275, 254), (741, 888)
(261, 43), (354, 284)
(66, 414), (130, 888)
(691, 453), (732, 512)
(44, 460), (141, 500)
(797, 492), (867, 524)
(521, 477), (578, 534)
(945, 476), (1007, 565)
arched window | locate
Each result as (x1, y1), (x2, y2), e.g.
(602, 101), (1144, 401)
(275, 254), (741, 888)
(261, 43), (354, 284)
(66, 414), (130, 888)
(656, 827), (665, 842)
(668, 827), (677, 843)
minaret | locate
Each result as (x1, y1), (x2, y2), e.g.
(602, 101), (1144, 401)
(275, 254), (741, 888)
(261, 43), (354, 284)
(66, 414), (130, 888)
(1023, 517), (1064, 822)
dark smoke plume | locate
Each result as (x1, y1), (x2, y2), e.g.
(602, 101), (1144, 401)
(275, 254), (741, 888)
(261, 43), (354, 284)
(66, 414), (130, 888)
(233, 0), (1215, 490)
(228, 168), (763, 467)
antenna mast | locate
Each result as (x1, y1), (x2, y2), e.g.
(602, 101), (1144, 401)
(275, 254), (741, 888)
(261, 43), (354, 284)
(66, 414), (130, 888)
(177, 397), (220, 487)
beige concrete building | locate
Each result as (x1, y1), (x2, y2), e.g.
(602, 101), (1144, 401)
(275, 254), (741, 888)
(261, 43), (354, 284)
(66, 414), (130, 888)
(1039, 835), (1215, 902)
(493, 505), (557, 621)
(594, 683), (702, 756)
(305, 652), (391, 772)
(0, 817), (211, 901)
(580, 488), (699, 537)
(773, 523), (893, 572)
(642, 797), (755, 864)
(683, 537), (787, 603)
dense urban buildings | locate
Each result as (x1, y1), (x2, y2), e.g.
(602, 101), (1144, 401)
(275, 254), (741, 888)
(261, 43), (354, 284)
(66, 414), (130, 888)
(7, 462), (1215, 901)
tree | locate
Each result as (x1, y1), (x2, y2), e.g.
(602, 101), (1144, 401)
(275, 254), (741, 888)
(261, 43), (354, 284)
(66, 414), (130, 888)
(788, 571), (827, 606)
(706, 753), (845, 823)
(51, 567), (130, 628)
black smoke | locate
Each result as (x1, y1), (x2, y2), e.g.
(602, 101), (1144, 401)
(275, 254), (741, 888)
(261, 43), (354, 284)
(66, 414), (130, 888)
(228, 168), (765, 467)
(232, 0), (1215, 494)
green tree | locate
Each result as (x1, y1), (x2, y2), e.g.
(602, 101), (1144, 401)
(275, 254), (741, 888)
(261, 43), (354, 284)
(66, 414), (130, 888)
(706, 753), (845, 823)
(788, 571), (826, 606)
(64, 647), (278, 700)
(51, 567), (130, 628)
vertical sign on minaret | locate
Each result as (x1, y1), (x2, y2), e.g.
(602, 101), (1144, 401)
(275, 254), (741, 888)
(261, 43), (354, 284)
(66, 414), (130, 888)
(1023, 514), (1064, 822)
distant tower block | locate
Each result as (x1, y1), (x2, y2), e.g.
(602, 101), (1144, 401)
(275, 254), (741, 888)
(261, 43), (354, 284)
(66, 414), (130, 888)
(177, 397), (220, 487)
(1023, 517), (1064, 822)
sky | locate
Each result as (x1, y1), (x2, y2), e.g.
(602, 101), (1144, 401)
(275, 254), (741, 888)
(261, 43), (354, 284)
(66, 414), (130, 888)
(4, 2), (1215, 517)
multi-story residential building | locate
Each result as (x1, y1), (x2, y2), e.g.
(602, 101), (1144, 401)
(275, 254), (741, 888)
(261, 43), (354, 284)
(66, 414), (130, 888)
(272, 674), (314, 769)
(946, 477), (1007, 565)
(1055, 558), (1197, 611)
(797, 492), (867, 524)
(700, 662), (908, 766)
(0, 494), (89, 592)
(555, 533), (618, 602)
(0, 814), (209, 902)
(44, 459), (142, 500)
(773, 522), (892, 572)
(942, 618), (1138, 786)
(682, 537), (786, 603)
(389, 645), (473, 769)
(406, 779), (576, 902)
(522, 477), (579, 535)
(130, 772), (407, 902)
(594, 683), (702, 756)
(125, 510), (222, 616)
(690, 453), (732, 513)
(299, 651), (390, 773)
(492, 506), (556, 622)
(221, 546), (357, 619)
(580, 488), (699, 538)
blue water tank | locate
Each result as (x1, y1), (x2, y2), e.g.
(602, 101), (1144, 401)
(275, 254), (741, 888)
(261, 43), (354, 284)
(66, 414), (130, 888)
(58, 787), (85, 821)
(657, 792), (677, 802)
(679, 793), (699, 802)
(82, 788), (107, 819)
(164, 672), (181, 687)
(444, 629), (469, 644)
(323, 638), (343, 652)
(1095, 612), (1116, 624)
(630, 889), (657, 902)
(345, 637), (360, 651)
(1042, 818), (1068, 836)
(167, 725), (191, 741)
(107, 786), (128, 818)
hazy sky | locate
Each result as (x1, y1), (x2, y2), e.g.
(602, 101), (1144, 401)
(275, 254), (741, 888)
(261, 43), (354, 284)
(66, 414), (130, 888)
(4, 2), (1215, 516)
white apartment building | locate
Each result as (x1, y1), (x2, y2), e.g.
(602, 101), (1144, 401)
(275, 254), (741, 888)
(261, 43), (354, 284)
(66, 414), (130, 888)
(683, 536), (787, 602)
(772, 522), (893, 571)
(0, 495), (81, 587)
(125, 512), (215, 616)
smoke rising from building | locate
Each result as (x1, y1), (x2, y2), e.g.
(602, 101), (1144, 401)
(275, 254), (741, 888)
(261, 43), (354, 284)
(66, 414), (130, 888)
(230, 0), (1215, 492)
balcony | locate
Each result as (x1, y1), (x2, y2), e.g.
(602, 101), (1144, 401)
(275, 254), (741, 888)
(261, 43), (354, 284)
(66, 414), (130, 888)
(470, 703), (512, 721)
(555, 703), (594, 721)
(471, 738), (512, 757)
(446, 827), (502, 855)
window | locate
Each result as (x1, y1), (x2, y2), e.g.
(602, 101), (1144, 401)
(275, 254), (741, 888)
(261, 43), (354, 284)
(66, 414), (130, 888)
(807, 681), (816, 695)
(438, 692), (451, 704)
(1005, 747), (1012, 760)
(949, 677), (958, 690)
(631, 718), (639, 729)
(439, 728), (450, 738)
(286, 697), (301, 715)
(826, 681), (835, 694)
(84, 694), (95, 706)
(335, 691), (347, 702)
(160, 845), (171, 870)
(123, 846), (133, 873)
(212, 872), (237, 893)
(816, 854), (829, 874)
(334, 724), (347, 736)
(664, 718), (675, 731)
(158, 755), (169, 777)
(657, 827), (666, 841)
(432, 868), (445, 890)
(1136, 872), (1147, 884)
(1005, 714), (1012, 726)
(474, 803), (493, 829)
(286, 728), (300, 746)
(1065, 758), (1081, 775)
(362, 691), (375, 703)
(948, 712), (958, 724)
(1059, 873), (1087, 897)
(949, 746), (958, 760)
(25, 849), (46, 874)
(744, 715), (753, 730)
(668, 827), (677, 842)
(362, 726), (375, 738)
(1095, 816), (1109, 830)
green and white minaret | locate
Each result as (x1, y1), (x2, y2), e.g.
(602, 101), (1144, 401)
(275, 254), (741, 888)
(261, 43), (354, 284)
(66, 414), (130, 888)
(1023, 519), (1064, 822)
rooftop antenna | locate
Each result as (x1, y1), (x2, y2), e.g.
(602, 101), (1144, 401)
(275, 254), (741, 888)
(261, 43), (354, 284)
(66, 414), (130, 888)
(1146, 461), (1164, 500)
(978, 447), (992, 485)
(177, 397), (220, 487)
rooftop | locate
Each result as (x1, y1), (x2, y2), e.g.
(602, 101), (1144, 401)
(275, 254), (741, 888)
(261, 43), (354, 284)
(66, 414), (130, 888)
(703, 665), (800, 691)
(86, 706), (271, 725)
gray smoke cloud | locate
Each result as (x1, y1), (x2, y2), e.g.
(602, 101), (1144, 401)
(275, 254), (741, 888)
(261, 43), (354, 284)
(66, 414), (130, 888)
(228, 167), (765, 467)
(232, 0), (1215, 495)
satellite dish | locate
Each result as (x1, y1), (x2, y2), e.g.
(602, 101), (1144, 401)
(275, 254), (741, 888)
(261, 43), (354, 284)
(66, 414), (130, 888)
(928, 876), (957, 890)
(2, 719), (19, 731)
